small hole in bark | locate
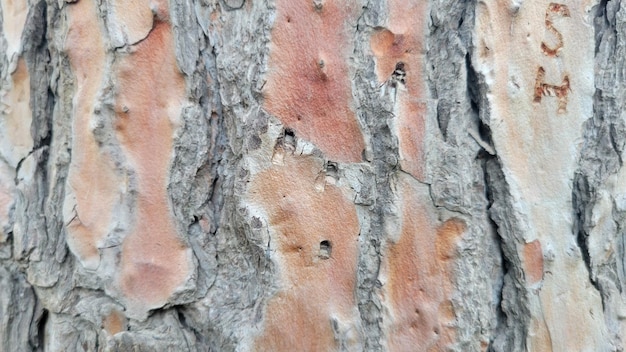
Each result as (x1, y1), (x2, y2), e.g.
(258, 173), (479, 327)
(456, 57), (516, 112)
(286, 16), (291, 22)
(325, 161), (337, 174)
(319, 240), (332, 259)
(273, 128), (297, 161)
(434, 327), (440, 335)
(283, 128), (296, 149)
(178, 310), (187, 327)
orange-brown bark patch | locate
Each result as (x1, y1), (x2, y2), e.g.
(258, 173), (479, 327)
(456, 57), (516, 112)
(436, 218), (467, 261)
(523, 240), (544, 284)
(250, 154), (360, 351)
(386, 177), (464, 351)
(102, 309), (126, 335)
(397, 100), (427, 180)
(263, 0), (364, 163)
(114, 20), (190, 310)
(65, 0), (121, 269)
(370, 1), (428, 180)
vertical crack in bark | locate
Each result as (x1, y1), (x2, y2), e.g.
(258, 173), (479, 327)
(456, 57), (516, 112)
(351, 6), (399, 349)
(567, 0), (625, 348)
(183, 2), (275, 349)
(483, 156), (530, 352)
(35, 308), (48, 351)
(424, 2), (506, 349)
(466, 25), (529, 349)
(23, 0), (52, 150)
(572, 173), (602, 294)
(469, 52), (507, 349)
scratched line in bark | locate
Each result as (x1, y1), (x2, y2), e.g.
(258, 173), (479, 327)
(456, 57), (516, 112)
(534, 3), (570, 114)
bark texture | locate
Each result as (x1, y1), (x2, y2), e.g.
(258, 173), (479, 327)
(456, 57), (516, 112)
(0, 0), (624, 351)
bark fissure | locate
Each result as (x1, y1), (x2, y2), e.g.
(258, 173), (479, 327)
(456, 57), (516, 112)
(564, 0), (626, 348)
(469, 21), (530, 347)
(483, 156), (529, 351)
(2, 0), (625, 350)
(351, 18), (401, 352)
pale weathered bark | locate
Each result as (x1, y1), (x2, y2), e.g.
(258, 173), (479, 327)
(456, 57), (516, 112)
(1, 0), (625, 351)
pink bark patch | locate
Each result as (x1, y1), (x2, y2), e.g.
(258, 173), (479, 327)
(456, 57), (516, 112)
(65, 0), (121, 269)
(114, 20), (191, 312)
(250, 154), (360, 350)
(263, 0), (365, 163)
(385, 176), (465, 351)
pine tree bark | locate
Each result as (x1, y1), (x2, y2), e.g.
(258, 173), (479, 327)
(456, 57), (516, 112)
(0, 0), (624, 351)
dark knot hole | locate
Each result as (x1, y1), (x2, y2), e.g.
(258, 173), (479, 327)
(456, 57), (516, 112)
(319, 240), (332, 259)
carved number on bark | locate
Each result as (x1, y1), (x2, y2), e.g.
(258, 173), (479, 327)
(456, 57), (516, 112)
(534, 3), (570, 114)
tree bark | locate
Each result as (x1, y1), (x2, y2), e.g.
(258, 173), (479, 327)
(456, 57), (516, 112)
(0, 0), (623, 351)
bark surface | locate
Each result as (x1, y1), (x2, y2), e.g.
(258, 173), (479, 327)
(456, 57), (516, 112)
(0, 0), (624, 351)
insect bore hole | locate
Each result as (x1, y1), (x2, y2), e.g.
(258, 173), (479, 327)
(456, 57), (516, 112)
(319, 240), (332, 259)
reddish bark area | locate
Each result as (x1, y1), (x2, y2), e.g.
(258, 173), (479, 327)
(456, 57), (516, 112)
(65, 0), (191, 314)
(115, 20), (191, 310)
(263, 0), (365, 163)
(385, 176), (464, 351)
(370, 0), (428, 181)
(523, 240), (544, 284)
(250, 154), (360, 351)
(65, 0), (121, 269)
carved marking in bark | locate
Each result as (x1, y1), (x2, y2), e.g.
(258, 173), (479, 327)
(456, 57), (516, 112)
(534, 3), (571, 114)
(533, 66), (570, 114)
(541, 3), (570, 57)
